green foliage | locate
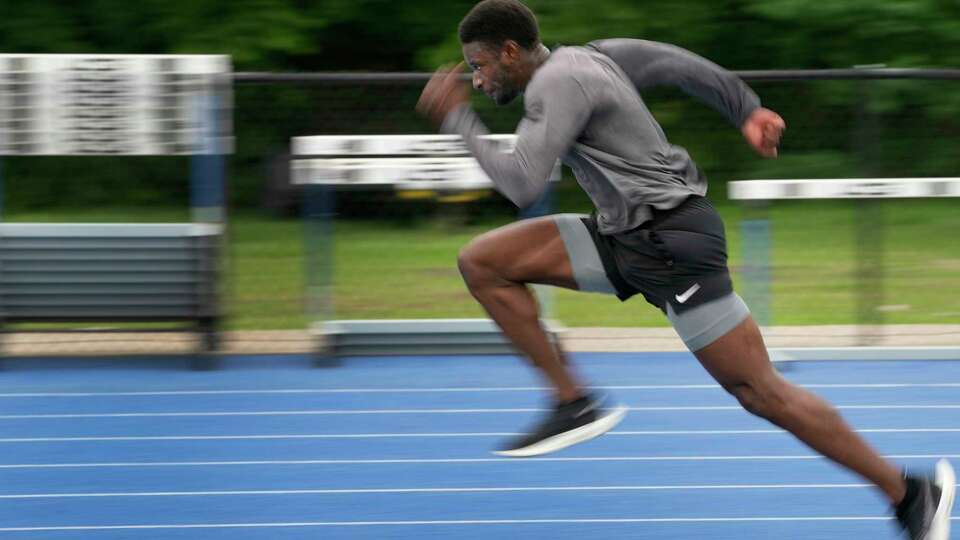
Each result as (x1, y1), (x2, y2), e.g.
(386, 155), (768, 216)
(0, 0), (957, 209)
(0, 0), (324, 69)
(1, 0), (956, 75)
(744, 0), (960, 67)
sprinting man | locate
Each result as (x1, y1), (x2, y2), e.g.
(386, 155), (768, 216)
(416, 1), (954, 538)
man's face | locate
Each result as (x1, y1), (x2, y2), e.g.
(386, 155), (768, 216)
(462, 41), (520, 106)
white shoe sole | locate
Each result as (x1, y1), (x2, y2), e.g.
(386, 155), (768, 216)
(493, 405), (628, 458)
(929, 459), (956, 540)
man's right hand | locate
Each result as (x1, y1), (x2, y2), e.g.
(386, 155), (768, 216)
(741, 107), (785, 158)
(416, 63), (470, 129)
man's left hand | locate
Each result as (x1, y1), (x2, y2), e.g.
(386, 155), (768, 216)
(416, 63), (470, 128)
(741, 107), (785, 158)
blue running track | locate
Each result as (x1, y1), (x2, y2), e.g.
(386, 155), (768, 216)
(0, 353), (957, 539)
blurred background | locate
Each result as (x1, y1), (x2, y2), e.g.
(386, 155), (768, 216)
(0, 0), (957, 352)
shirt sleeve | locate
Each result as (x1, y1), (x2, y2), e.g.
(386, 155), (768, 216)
(440, 71), (592, 208)
(586, 38), (760, 127)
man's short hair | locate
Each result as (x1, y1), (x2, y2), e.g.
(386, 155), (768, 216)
(458, 0), (540, 50)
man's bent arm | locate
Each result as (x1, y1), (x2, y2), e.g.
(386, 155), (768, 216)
(441, 72), (591, 208)
(587, 38), (760, 127)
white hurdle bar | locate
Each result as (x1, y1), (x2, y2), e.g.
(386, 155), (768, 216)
(291, 134), (559, 190)
(729, 177), (960, 200)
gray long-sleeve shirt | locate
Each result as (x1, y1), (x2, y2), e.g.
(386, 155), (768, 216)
(441, 39), (760, 234)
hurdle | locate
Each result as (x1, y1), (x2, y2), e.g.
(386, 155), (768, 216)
(0, 54), (232, 369)
(729, 177), (960, 362)
(291, 134), (562, 361)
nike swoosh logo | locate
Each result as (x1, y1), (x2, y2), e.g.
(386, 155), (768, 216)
(675, 283), (701, 304)
(574, 395), (606, 418)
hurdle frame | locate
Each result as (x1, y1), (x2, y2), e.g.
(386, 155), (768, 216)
(0, 54), (232, 369)
(729, 177), (960, 362)
(291, 134), (563, 363)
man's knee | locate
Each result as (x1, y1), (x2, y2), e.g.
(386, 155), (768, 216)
(724, 374), (790, 420)
(457, 247), (479, 286)
(457, 241), (495, 289)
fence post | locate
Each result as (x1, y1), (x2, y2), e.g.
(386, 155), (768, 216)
(854, 65), (886, 345)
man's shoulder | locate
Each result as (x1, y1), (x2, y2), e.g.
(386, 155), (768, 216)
(529, 46), (604, 94)
(546, 45), (602, 69)
(586, 38), (670, 55)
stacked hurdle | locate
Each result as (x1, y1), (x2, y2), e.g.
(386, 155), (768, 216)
(0, 54), (232, 369)
(291, 134), (562, 361)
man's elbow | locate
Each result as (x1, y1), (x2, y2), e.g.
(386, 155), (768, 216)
(508, 182), (549, 209)
(511, 192), (537, 209)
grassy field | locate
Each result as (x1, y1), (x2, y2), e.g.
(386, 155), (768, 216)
(7, 197), (958, 329)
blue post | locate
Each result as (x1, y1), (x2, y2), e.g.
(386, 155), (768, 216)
(304, 183), (336, 324)
(304, 181), (338, 365)
(190, 93), (225, 224)
(741, 209), (772, 327)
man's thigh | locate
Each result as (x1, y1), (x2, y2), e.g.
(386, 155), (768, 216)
(462, 214), (617, 294)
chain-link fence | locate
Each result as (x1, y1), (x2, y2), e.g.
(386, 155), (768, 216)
(1, 68), (958, 356)
(233, 69), (960, 334)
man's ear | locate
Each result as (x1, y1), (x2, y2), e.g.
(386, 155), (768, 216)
(500, 40), (521, 64)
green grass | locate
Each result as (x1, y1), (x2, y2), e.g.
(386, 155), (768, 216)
(761, 199), (960, 325)
(6, 198), (958, 329)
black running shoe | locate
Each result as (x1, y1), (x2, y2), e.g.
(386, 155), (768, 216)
(493, 394), (627, 457)
(896, 459), (956, 540)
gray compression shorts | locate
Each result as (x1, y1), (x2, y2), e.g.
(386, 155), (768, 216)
(553, 213), (750, 352)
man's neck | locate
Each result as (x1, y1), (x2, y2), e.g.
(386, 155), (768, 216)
(519, 44), (552, 90)
(531, 43), (551, 67)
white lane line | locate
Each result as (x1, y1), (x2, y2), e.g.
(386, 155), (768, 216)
(4, 404), (960, 419)
(9, 516), (954, 532)
(0, 483), (879, 499)
(2, 454), (959, 469)
(6, 409), (546, 418)
(3, 428), (960, 443)
(3, 382), (960, 397)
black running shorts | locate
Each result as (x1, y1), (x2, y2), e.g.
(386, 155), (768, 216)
(581, 195), (734, 315)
